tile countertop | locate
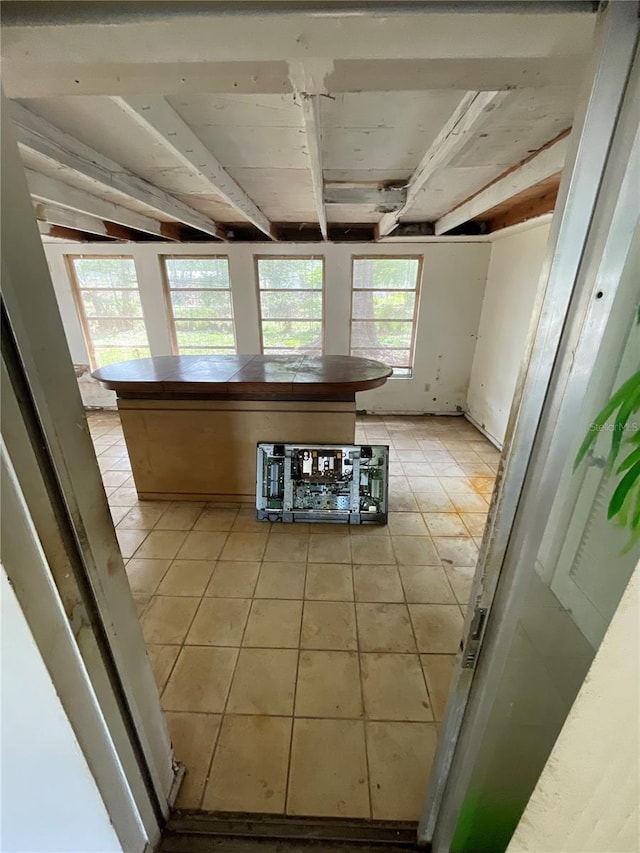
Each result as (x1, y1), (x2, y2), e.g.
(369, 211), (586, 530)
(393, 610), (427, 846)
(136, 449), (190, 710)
(92, 354), (393, 400)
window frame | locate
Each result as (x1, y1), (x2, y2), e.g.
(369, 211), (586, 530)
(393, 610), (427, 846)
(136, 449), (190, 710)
(66, 253), (150, 370)
(160, 254), (237, 357)
(254, 254), (326, 355)
(349, 254), (423, 377)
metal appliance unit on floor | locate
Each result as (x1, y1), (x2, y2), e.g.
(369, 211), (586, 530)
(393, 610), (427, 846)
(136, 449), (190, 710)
(256, 443), (389, 525)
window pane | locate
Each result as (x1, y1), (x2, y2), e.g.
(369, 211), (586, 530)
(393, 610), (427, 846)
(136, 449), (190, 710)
(162, 256), (237, 355)
(73, 257), (138, 289)
(81, 290), (144, 318)
(351, 320), (413, 349)
(257, 258), (324, 354)
(262, 320), (322, 350)
(352, 290), (415, 320)
(87, 318), (148, 347)
(352, 257), (420, 290)
(257, 258), (323, 290)
(165, 257), (230, 288)
(174, 320), (236, 349)
(350, 257), (420, 371)
(260, 291), (322, 320)
(93, 346), (151, 367)
(170, 290), (232, 319)
(70, 256), (150, 369)
(351, 347), (411, 367)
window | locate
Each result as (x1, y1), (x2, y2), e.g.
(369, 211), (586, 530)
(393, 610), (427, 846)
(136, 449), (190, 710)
(256, 257), (324, 354)
(162, 256), (236, 355)
(68, 256), (150, 368)
(350, 256), (421, 376)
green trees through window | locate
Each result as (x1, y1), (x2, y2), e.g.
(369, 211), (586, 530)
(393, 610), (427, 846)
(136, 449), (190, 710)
(257, 257), (324, 354)
(350, 257), (421, 375)
(163, 256), (237, 355)
(69, 254), (422, 369)
(70, 256), (150, 368)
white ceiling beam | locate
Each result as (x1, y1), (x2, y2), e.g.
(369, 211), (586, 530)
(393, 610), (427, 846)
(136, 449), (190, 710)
(289, 62), (329, 239)
(434, 131), (569, 234)
(34, 203), (120, 238)
(378, 90), (508, 237)
(1, 13), (594, 97)
(25, 169), (180, 241)
(111, 96), (275, 239)
(1, 58), (589, 99)
(299, 94), (328, 240)
(11, 102), (225, 240)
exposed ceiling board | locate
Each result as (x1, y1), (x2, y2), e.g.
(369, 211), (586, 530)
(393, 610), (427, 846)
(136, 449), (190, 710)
(117, 166), (228, 196)
(224, 168), (317, 221)
(319, 91), (466, 131)
(16, 96), (183, 170)
(167, 93), (301, 128)
(395, 87), (576, 220)
(13, 101), (224, 237)
(324, 169), (411, 184)
(170, 193), (242, 223)
(400, 165), (511, 221)
(321, 90), (471, 174)
(452, 87), (576, 168)
(323, 127), (427, 172)
(435, 133), (567, 233)
(378, 89), (509, 236)
(179, 123), (309, 170)
(326, 204), (381, 224)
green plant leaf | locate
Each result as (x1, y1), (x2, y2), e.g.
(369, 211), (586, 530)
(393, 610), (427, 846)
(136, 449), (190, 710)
(631, 488), (640, 530)
(617, 445), (640, 474)
(574, 371), (640, 469)
(608, 459), (640, 519)
(619, 486), (640, 554)
(611, 384), (640, 464)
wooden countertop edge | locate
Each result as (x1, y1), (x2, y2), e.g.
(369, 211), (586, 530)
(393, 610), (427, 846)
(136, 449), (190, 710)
(93, 375), (392, 395)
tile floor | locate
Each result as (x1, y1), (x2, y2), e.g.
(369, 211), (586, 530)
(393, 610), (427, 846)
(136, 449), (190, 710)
(89, 411), (499, 822)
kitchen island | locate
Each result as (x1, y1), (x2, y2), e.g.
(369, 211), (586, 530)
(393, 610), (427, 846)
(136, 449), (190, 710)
(92, 354), (392, 502)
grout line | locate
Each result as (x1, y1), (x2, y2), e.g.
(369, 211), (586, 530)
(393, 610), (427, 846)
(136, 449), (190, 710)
(156, 644), (182, 701)
(283, 555), (308, 817)
(155, 590), (205, 746)
(351, 561), (373, 821)
(196, 575), (251, 811)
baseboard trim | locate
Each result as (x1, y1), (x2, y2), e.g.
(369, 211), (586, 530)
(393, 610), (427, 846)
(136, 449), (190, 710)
(463, 412), (503, 450)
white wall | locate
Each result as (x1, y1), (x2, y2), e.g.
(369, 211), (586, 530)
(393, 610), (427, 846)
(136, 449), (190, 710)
(507, 564), (639, 853)
(43, 240), (490, 414)
(0, 567), (123, 853)
(466, 223), (551, 447)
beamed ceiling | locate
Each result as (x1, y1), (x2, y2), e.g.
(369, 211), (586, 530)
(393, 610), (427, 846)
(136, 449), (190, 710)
(1, 1), (598, 243)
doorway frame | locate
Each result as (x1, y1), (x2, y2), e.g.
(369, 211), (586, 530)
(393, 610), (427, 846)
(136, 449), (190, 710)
(420, 2), (640, 848)
(1, 96), (178, 850)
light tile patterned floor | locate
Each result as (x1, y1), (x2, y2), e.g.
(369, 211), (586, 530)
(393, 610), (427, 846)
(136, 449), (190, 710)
(89, 411), (498, 822)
